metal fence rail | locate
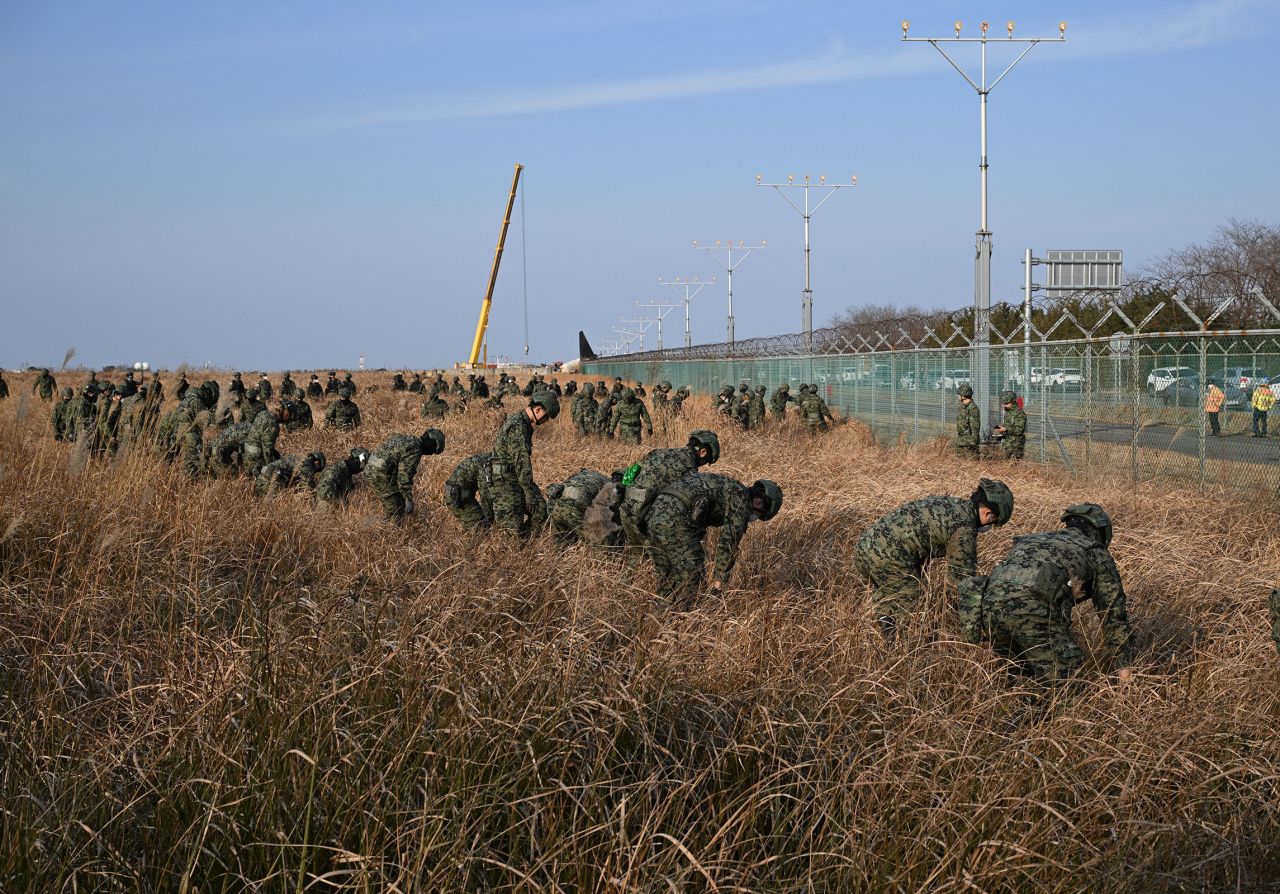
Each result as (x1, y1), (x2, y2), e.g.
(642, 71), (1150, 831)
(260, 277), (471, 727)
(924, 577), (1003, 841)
(583, 290), (1280, 494)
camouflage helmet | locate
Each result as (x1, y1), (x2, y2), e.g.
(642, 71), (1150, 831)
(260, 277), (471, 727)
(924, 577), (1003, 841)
(756, 385), (766, 394)
(780, 383), (790, 392)
(245, 386), (259, 401)
(957, 383), (974, 398)
(583, 381), (596, 396)
(1000, 389), (1017, 404)
(738, 383), (748, 392)
(60, 386), (73, 399)
(621, 387), (635, 401)
(306, 450), (326, 472)
(529, 390), (560, 419)
(338, 385), (354, 399)
(975, 478), (1014, 526)
(660, 380), (673, 391)
(420, 428), (446, 455)
(750, 479), (784, 521)
(687, 429), (720, 465)
(348, 446), (370, 470)
(1061, 503), (1113, 548)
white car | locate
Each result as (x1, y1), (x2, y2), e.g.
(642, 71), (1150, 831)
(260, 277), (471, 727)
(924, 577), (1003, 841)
(935, 369), (972, 391)
(1049, 368), (1084, 391)
(1147, 366), (1195, 394)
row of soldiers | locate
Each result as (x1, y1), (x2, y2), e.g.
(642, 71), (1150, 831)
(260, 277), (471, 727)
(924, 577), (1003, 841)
(955, 385), (1028, 460)
(716, 382), (838, 434)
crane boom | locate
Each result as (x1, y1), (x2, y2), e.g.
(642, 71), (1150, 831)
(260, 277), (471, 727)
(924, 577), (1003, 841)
(467, 163), (524, 367)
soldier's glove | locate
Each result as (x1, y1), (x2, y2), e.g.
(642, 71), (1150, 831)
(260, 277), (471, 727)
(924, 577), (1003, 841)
(403, 497), (415, 515)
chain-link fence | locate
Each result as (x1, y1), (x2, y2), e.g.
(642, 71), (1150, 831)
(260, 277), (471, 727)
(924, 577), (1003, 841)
(583, 319), (1280, 494)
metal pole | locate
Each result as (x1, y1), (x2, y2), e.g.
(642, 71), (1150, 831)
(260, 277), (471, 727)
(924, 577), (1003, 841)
(727, 244), (735, 347)
(1024, 248), (1033, 396)
(803, 189), (811, 337)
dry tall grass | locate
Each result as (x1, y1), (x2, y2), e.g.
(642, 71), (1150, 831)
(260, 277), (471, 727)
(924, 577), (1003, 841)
(1, 372), (1278, 892)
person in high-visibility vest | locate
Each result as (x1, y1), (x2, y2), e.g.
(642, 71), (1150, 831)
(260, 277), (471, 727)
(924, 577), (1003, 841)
(1204, 379), (1225, 436)
(1251, 381), (1275, 437)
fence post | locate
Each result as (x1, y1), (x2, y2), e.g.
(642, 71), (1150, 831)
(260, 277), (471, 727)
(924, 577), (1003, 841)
(1039, 344), (1048, 465)
(1130, 340), (1140, 484)
(1198, 333), (1207, 488)
(1084, 342), (1093, 473)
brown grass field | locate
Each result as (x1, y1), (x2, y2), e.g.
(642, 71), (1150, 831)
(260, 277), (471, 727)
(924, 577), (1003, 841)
(2, 369), (1279, 892)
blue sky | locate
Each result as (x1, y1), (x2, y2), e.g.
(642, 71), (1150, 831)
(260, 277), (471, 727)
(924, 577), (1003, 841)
(2, 0), (1277, 370)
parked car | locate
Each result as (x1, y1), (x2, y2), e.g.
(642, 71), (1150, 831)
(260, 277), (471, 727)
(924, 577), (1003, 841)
(1146, 366), (1196, 394)
(1161, 376), (1246, 409)
(935, 369), (972, 391)
(1029, 367), (1051, 386)
(1048, 368), (1084, 391)
(899, 371), (919, 391)
(1220, 366), (1269, 395)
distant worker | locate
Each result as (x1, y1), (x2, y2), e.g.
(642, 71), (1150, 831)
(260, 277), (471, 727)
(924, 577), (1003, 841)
(315, 447), (369, 509)
(1204, 379), (1225, 437)
(957, 503), (1133, 683)
(324, 371), (340, 395)
(609, 388), (653, 445)
(51, 387), (75, 441)
(955, 384), (981, 459)
(443, 452), (495, 533)
(489, 392), (559, 535)
(571, 381), (598, 437)
(307, 374), (323, 399)
(856, 478), (1014, 643)
(280, 372), (300, 399)
(994, 390), (1027, 459)
(365, 428), (447, 519)
(33, 368), (57, 401)
(646, 474), (783, 606)
(770, 383), (796, 422)
(1251, 380), (1275, 437)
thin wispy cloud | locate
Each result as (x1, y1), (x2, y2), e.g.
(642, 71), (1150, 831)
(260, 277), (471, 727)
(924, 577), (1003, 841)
(299, 0), (1265, 131)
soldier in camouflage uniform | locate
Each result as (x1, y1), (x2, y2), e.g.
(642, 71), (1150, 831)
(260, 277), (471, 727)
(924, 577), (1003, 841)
(545, 468), (613, 544)
(391, 373), (408, 391)
(323, 386), (362, 430)
(155, 381), (217, 462)
(450, 376), (467, 398)
(174, 373), (190, 402)
(856, 478), (1014, 642)
(227, 372), (245, 398)
(797, 385), (835, 435)
(116, 388), (148, 452)
(993, 389), (1026, 460)
(957, 503), (1133, 683)
(95, 390), (125, 456)
(610, 388), (654, 445)
(67, 384), (98, 444)
(51, 387), (75, 441)
(342, 372), (355, 394)
(955, 383), (981, 459)
(307, 374), (323, 399)
(256, 451), (327, 497)
(283, 396), (313, 432)
(0, 370), (8, 400)
(610, 377), (624, 397)
(571, 381), (598, 436)
(242, 406), (281, 476)
(33, 368), (57, 401)
(324, 371), (340, 395)
(118, 371), (138, 400)
(1270, 587), (1280, 656)
(314, 447), (369, 508)
(770, 383), (796, 422)
(489, 392), (559, 535)
(563, 379), (578, 398)
(617, 429), (721, 549)
(746, 385), (767, 429)
(596, 391), (618, 437)
(256, 374), (273, 401)
(280, 372), (300, 399)
(207, 420), (253, 478)
(365, 428), (446, 519)
(646, 475), (783, 605)
(177, 397), (213, 479)
(671, 386), (690, 416)
(407, 373), (423, 393)
(443, 452), (495, 533)
(242, 387), (268, 423)
(420, 392), (449, 419)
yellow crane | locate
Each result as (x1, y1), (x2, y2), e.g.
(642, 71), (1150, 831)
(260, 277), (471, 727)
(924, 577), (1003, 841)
(466, 163), (524, 368)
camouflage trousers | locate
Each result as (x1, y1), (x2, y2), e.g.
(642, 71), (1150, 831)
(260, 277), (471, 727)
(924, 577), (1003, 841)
(489, 479), (540, 537)
(448, 501), (491, 534)
(547, 500), (588, 543)
(366, 473), (408, 519)
(616, 424), (644, 445)
(854, 539), (924, 621)
(1270, 587), (1280, 655)
(575, 418), (594, 437)
(955, 443), (980, 459)
(646, 501), (706, 604)
(208, 455), (241, 480)
(181, 434), (205, 480)
(1003, 439), (1025, 460)
(959, 579), (1083, 683)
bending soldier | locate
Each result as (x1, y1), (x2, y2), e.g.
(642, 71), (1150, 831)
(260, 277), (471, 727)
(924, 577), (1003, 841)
(316, 447), (370, 508)
(365, 429), (446, 519)
(444, 452), (496, 533)
(489, 392), (559, 536)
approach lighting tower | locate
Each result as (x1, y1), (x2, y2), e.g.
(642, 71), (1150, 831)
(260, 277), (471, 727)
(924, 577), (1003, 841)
(658, 276), (714, 348)
(693, 240), (765, 351)
(756, 173), (856, 341)
(902, 18), (1065, 430)
(635, 301), (678, 351)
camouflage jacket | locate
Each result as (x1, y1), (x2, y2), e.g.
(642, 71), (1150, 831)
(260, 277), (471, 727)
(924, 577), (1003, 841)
(620, 446), (700, 521)
(546, 468), (609, 511)
(408, 378), (424, 393)
(280, 376), (300, 398)
(33, 372), (58, 399)
(857, 496), (979, 585)
(51, 398), (75, 440)
(324, 376), (340, 394)
(1001, 406), (1027, 444)
(259, 453), (324, 490)
(491, 411), (544, 517)
(420, 396), (448, 419)
(284, 399), (313, 432)
(324, 398), (362, 429)
(770, 387), (795, 414)
(209, 420), (253, 464)
(956, 401), (981, 446)
(610, 398), (653, 435)
(988, 527), (1131, 655)
(651, 472), (753, 584)
(367, 434), (426, 498)
(746, 392), (766, 425)
(444, 452), (493, 510)
(316, 458), (362, 503)
(307, 380), (323, 399)
(571, 393), (597, 427)
(243, 410), (281, 466)
(797, 391), (827, 423)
